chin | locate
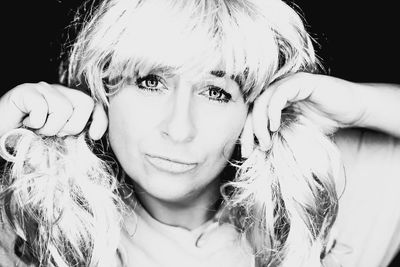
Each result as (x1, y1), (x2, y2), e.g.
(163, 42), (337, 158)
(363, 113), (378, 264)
(127, 169), (198, 201)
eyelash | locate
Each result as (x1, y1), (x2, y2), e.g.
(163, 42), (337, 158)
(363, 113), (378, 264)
(136, 74), (164, 92)
(135, 75), (232, 103)
(205, 86), (232, 103)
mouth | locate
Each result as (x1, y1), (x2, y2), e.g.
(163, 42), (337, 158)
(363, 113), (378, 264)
(145, 155), (198, 174)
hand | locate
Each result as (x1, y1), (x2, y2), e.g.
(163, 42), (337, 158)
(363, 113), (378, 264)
(241, 72), (366, 157)
(0, 82), (108, 139)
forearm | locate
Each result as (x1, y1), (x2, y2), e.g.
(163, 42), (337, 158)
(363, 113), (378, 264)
(354, 82), (400, 138)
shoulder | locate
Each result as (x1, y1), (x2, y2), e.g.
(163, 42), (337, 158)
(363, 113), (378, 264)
(331, 128), (400, 267)
(333, 128), (400, 189)
(332, 128), (400, 200)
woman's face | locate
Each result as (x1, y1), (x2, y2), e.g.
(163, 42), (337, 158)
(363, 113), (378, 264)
(108, 68), (248, 204)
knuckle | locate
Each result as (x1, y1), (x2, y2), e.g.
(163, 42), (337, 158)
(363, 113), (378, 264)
(38, 81), (49, 87)
(9, 83), (32, 98)
(54, 102), (74, 118)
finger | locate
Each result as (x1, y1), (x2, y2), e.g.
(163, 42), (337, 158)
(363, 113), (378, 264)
(58, 91), (95, 136)
(88, 103), (108, 140)
(240, 112), (254, 158)
(252, 89), (273, 150)
(267, 74), (314, 132)
(252, 110), (271, 151)
(21, 102), (48, 128)
(35, 82), (74, 136)
(9, 85), (49, 129)
(267, 88), (287, 133)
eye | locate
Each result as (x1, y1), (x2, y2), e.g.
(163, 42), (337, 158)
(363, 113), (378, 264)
(136, 74), (165, 92)
(203, 86), (232, 103)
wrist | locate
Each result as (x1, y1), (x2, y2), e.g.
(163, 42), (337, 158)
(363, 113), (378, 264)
(350, 82), (400, 137)
(324, 77), (369, 130)
(349, 82), (372, 129)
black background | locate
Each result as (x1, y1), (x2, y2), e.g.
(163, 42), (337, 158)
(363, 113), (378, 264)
(2, 1), (400, 265)
(2, 0), (400, 92)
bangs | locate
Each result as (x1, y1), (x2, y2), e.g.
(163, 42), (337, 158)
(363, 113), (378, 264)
(102, 0), (279, 102)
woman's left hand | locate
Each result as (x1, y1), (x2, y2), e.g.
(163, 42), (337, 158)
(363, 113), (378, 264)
(241, 72), (366, 157)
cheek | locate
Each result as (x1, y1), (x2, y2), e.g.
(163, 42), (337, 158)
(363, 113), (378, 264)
(108, 93), (140, 150)
(196, 102), (247, 162)
(107, 88), (165, 166)
(108, 86), (170, 138)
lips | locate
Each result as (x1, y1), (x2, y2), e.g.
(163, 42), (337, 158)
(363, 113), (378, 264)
(145, 155), (197, 174)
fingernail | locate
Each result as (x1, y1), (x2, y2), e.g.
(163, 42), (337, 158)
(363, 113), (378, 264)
(270, 119), (279, 132)
(89, 132), (101, 140)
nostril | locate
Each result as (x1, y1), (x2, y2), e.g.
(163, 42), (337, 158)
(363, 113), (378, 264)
(163, 120), (196, 143)
(162, 109), (196, 143)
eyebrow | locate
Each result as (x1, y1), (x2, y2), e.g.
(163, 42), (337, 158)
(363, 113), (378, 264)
(146, 65), (176, 77)
(210, 70), (243, 89)
(210, 70), (226, 78)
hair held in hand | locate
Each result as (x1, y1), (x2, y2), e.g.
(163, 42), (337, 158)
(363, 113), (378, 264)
(0, 129), (124, 266)
(0, 0), (345, 266)
(0, 113), (344, 266)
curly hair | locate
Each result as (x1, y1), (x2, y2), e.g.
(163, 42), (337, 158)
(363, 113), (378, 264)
(1, 0), (343, 266)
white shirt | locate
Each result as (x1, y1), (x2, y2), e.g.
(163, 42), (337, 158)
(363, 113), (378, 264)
(118, 204), (255, 267)
(329, 129), (400, 266)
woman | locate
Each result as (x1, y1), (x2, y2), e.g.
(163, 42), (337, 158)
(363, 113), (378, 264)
(1, 0), (400, 266)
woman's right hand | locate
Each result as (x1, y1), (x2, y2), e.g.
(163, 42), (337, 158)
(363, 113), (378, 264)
(0, 82), (108, 140)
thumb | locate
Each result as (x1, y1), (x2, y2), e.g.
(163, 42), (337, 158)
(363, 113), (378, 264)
(240, 112), (254, 158)
(88, 103), (108, 140)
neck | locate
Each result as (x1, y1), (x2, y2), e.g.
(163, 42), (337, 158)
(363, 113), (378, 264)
(133, 181), (221, 230)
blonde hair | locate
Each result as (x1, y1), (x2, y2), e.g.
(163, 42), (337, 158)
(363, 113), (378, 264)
(64, 0), (319, 104)
(0, 129), (124, 266)
(1, 0), (343, 266)
(222, 104), (342, 266)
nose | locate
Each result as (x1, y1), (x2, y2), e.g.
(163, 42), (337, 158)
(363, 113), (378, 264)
(160, 89), (196, 143)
